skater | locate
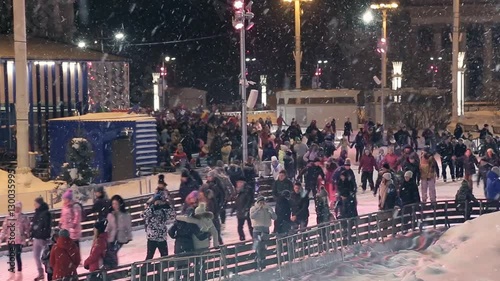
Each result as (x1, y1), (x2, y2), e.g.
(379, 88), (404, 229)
(250, 196), (277, 271)
(142, 194), (176, 259)
(50, 229), (81, 280)
(59, 189), (83, 249)
(0, 201), (29, 273)
(31, 197), (52, 281)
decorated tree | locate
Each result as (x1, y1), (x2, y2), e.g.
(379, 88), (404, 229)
(56, 138), (98, 203)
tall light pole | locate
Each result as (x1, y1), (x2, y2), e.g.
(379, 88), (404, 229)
(370, 1), (398, 125)
(452, 0), (460, 119)
(284, 0), (311, 90)
(13, 0), (30, 171)
(233, 0), (254, 163)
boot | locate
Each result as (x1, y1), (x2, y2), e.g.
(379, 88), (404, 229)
(34, 269), (44, 281)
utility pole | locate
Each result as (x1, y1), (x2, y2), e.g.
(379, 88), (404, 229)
(13, 0), (30, 171)
(293, 0), (302, 89)
(381, 9), (387, 126)
(452, 0), (460, 119)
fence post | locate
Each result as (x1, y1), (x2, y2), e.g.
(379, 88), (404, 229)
(139, 180), (143, 195)
(221, 245), (228, 278)
(49, 190), (54, 209)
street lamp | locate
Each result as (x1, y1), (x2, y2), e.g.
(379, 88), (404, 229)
(362, 10), (374, 24)
(283, 0), (312, 90)
(77, 41), (86, 48)
(114, 32), (125, 40)
(369, 1), (398, 126)
(233, 0), (255, 163)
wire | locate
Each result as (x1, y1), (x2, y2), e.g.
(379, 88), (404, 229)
(128, 34), (227, 46)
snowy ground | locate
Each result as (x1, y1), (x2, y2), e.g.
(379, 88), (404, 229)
(0, 136), (484, 280)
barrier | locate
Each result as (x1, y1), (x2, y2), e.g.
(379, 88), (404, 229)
(65, 199), (498, 281)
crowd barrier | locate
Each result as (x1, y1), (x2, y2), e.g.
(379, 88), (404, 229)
(0, 177), (275, 253)
(61, 199), (498, 281)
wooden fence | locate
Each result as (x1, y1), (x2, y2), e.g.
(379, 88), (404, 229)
(59, 199), (499, 280)
(0, 177), (275, 253)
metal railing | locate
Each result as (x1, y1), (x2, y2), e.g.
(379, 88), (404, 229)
(66, 199), (498, 281)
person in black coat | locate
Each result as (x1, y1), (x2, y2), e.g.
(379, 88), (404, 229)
(399, 171), (421, 206)
(243, 157), (258, 189)
(185, 163), (203, 186)
(31, 197), (52, 280)
(352, 130), (365, 162)
(87, 186), (111, 220)
(298, 158), (325, 198)
(454, 138), (467, 179)
(437, 137), (456, 182)
(226, 160), (245, 187)
(274, 190), (292, 237)
(168, 209), (210, 255)
(233, 178), (254, 241)
(179, 169), (199, 203)
(290, 183), (310, 230)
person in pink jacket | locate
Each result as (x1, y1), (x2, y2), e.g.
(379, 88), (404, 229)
(58, 189), (83, 248)
(0, 201), (30, 272)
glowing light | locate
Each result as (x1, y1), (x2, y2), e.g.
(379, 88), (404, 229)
(362, 10), (374, 24)
(234, 0), (244, 9)
(77, 41), (86, 48)
(114, 32), (125, 40)
(34, 61), (55, 66)
(234, 22), (244, 29)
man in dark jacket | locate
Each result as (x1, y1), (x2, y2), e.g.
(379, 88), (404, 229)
(274, 190), (292, 236)
(179, 169), (199, 203)
(479, 124), (493, 140)
(290, 183), (310, 230)
(185, 163), (203, 186)
(298, 158), (325, 198)
(87, 186), (111, 220)
(31, 197), (52, 280)
(226, 160), (245, 187)
(400, 171), (420, 206)
(454, 138), (467, 179)
(343, 118), (353, 142)
(402, 156), (420, 185)
(168, 210), (210, 255)
(352, 130), (365, 162)
(437, 137), (456, 182)
(243, 157), (258, 190)
(272, 171), (294, 199)
(234, 178), (254, 241)
(206, 170), (227, 226)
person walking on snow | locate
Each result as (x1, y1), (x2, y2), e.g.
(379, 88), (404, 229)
(0, 201), (29, 273)
(84, 220), (109, 277)
(419, 152), (440, 203)
(49, 229), (81, 280)
(58, 189), (83, 249)
(290, 183), (310, 230)
(234, 177), (255, 241)
(86, 186), (111, 221)
(104, 195), (133, 269)
(359, 149), (378, 193)
(250, 196), (277, 271)
(31, 197), (52, 280)
(142, 194), (176, 259)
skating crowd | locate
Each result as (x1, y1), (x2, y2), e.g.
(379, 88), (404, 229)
(2, 109), (500, 280)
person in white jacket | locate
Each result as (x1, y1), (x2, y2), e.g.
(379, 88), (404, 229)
(250, 196), (277, 271)
(271, 156), (284, 180)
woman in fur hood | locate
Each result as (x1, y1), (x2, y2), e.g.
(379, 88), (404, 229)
(176, 203), (219, 251)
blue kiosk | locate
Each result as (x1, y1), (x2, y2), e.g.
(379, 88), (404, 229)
(48, 113), (158, 183)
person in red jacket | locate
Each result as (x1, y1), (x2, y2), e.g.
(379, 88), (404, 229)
(84, 220), (109, 273)
(358, 149), (379, 193)
(49, 229), (81, 280)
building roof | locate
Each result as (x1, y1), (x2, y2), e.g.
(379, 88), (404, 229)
(0, 35), (126, 62)
(49, 112), (154, 122)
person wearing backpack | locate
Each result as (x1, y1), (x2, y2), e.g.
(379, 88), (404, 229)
(31, 197), (52, 281)
(59, 190), (83, 248)
(104, 195), (133, 269)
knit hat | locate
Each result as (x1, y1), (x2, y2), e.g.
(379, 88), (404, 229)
(271, 156), (278, 162)
(94, 219), (108, 234)
(158, 174), (166, 185)
(94, 186), (104, 193)
(62, 189), (73, 200)
(344, 158), (351, 166)
(194, 202), (214, 219)
(59, 229), (70, 238)
(181, 169), (190, 178)
(35, 197), (44, 206)
(404, 170), (413, 178)
(382, 173), (392, 180)
(256, 196), (266, 203)
(153, 193), (164, 202)
(492, 166), (500, 177)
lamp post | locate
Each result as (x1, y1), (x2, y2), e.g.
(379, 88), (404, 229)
(452, 0), (460, 119)
(370, 1), (398, 125)
(284, 0), (311, 90)
(160, 56), (175, 109)
(233, 0), (254, 163)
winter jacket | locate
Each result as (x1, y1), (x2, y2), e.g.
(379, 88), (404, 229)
(250, 203), (277, 229)
(454, 143), (467, 158)
(142, 203), (176, 241)
(274, 195), (292, 234)
(87, 195), (111, 221)
(207, 177), (228, 209)
(168, 216), (210, 254)
(315, 193), (331, 224)
(50, 236), (81, 279)
(189, 169), (204, 186)
(420, 156), (439, 180)
(284, 153), (296, 179)
(403, 161), (420, 184)
(400, 180), (420, 206)
(84, 232), (108, 272)
(337, 195), (358, 219)
(272, 178), (294, 199)
(486, 171), (500, 201)
(299, 164), (325, 188)
(0, 212), (29, 244)
(337, 178), (356, 198)
(179, 178), (199, 203)
(437, 142), (454, 163)
(227, 164), (245, 186)
(379, 180), (398, 210)
(243, 163), (258, 186)
(234, 185), (255, 219)
(177, 213), (219, 250)
(106, 211), (133, 244)
(271, 162), (284, 180)
(359, 154), (377, 172)
(463, 155), (479, 175)
(41, 241), (54, 274)
(290, 190), (309, 222)
(31, 202), (52, 240)
(353, 134), (365, 148)
(383, 153), (399, 170)
(59, 201), (83, 240)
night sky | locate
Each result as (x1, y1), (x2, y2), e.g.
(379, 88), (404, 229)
(74, 0), (380, 104)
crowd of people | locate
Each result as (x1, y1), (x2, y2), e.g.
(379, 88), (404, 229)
(2, 108), (500, 279)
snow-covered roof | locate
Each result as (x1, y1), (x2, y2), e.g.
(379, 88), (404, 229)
(48, 112), (155, 122)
